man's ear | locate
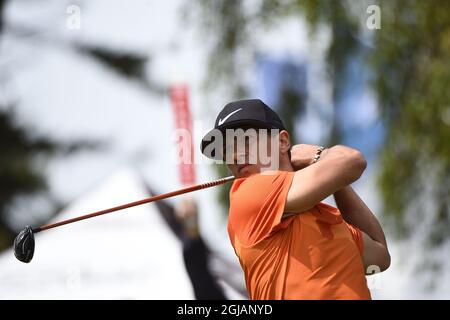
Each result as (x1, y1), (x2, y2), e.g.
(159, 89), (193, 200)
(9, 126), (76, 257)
(279, 130), (291, 155)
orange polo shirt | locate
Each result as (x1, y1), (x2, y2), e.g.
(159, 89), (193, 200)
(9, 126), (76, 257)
(227, 170), (371, 300)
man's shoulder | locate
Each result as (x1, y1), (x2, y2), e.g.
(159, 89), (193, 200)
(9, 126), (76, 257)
(231, 170), (292, 195)
(229, 170), (295, 218)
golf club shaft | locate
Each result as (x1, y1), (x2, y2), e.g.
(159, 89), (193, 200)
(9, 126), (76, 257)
(33, 176), (235, 233)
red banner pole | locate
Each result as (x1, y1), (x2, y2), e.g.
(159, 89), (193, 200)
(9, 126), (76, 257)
(170, 84), (196, 186)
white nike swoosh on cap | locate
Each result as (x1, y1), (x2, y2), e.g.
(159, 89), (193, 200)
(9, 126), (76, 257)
(218, 108), (243, 126)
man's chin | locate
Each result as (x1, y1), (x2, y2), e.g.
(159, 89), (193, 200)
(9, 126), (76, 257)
(237, 165), (259, 178)
(237, 172), (252, 178)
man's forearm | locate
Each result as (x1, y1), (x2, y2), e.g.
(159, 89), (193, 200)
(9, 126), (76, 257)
(291, 145), (366, 182)
(334, 186), (387, 247)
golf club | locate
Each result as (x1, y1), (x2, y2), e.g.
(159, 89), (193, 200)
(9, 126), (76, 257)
(14, 175), (235, 263)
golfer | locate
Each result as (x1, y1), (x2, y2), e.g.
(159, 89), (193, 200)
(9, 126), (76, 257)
(200, 99), (390, 300)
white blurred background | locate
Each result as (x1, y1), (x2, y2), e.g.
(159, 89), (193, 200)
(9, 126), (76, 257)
(0, 0), (449, 299)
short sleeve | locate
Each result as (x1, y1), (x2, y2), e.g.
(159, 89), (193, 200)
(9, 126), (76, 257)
(228, 171), (295, 245)
(346, 223), (364, 256)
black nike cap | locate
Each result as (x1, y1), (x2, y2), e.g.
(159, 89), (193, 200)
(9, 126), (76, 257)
(200, 99), (286, 160)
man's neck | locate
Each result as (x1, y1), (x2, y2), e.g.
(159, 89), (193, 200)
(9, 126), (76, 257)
(279, 158), (295, 172)
(260, 159), (294, 173)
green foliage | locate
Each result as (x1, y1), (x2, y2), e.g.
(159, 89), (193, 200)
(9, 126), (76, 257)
(370, 0), (450, 244)
(188, 0), (249, 95)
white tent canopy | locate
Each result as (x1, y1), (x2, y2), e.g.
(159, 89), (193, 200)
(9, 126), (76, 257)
(0, 168), (195, 299)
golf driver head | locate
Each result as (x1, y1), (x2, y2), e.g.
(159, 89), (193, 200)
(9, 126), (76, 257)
(14, 226), (35, 263)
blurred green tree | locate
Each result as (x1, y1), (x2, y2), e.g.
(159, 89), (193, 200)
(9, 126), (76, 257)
(0, 108), (55, 250)
(188, 0), (450, 250)
(371, 0), (450, 246)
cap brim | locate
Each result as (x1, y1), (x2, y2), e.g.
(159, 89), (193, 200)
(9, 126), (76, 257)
(200, 127), (226, 161)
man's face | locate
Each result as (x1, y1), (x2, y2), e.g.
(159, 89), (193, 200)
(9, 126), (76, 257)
(223, 128), (280, 178)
